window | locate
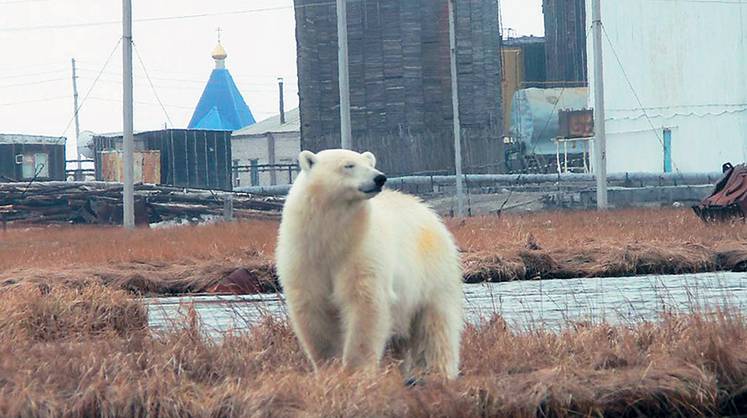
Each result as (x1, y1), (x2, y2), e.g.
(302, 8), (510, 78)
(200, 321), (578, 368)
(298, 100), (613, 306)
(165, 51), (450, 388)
(21, 153), (49, 179)
(250, 159), (260, 186)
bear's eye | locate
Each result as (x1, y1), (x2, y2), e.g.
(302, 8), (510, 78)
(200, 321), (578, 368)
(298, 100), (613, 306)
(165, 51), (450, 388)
(344, 163), (355, 170)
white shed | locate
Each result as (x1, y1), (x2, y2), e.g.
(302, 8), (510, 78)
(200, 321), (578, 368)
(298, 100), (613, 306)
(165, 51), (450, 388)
(587, 0), (747, 173)
(231, 108), (301, 187)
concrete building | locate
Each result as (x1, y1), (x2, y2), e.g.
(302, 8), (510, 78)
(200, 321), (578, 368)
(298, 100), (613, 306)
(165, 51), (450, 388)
(231, 108), (300, 187)
(587, 0), (747, 173)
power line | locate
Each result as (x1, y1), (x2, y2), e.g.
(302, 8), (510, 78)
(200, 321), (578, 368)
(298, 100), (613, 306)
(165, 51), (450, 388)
(88, 96), (194, 110)
(600, 23), (685, 176)
(0, 0), (49, 4)
(77, 66), (298, 84)
(0, 95), (68, 106)
(55, 38), (122, 144)
(651, 0), (747, 3)
(0, 77), (67, 89)
(81, 76), (281, 95)
(132, 42), (173, 127)
(0, 1), (341, 33)
(0, 68), (68, 80)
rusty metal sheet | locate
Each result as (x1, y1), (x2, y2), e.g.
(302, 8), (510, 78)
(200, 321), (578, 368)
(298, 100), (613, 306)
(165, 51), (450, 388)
(501, 48), (524, 136)
(100, 150), (160, 184)
(558, 109), (594, 139)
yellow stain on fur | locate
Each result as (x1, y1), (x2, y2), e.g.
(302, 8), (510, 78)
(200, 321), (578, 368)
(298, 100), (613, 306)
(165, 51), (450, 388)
(417, 227), (441, 257)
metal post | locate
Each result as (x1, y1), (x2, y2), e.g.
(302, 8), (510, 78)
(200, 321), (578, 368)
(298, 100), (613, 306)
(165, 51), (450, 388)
(223, 194), (234, 222)
(448, 0), (464, 217)
(122, 0), (135, 228)
(71, 58), (82, 181)
(591, 0), (608, 209)
(278, 77), (286, 125)
(336, 0), (352, 149)
(267, 133), (277, 185)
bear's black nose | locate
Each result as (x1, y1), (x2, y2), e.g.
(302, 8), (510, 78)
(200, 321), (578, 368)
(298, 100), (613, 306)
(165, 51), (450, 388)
(374, 174), (387, 188)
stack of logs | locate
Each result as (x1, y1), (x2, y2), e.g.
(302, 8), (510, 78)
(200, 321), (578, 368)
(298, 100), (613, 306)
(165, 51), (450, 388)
(0, 182), (284, 226)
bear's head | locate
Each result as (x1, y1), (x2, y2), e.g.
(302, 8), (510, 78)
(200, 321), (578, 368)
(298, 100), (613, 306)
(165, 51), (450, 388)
(296, 149), (387, 202)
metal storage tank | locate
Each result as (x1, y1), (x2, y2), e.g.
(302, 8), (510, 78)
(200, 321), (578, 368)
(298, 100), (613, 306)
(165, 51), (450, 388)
(93, 129), (233, 191)
(509, 87), (588, 155)
(0, 134), (66, 182)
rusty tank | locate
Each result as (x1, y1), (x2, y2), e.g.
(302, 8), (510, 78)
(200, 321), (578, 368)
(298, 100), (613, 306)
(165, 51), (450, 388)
(693, 163), (747, 222)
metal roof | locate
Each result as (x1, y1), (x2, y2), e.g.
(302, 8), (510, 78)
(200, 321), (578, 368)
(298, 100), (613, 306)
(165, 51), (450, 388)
(0, 133), (66, 145)
(233, 107), (300, 136)
(188, 68), (256, 131)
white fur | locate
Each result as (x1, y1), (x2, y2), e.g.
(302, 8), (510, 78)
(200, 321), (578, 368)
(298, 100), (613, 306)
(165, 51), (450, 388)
(276, 149), (463, 379)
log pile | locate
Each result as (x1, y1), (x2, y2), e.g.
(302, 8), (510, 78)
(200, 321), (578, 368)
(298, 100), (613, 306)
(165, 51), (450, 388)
(0, 182), (284, 225)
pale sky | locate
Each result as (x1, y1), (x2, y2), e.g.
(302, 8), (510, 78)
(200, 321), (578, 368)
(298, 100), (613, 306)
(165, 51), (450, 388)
(0, 0), (543, 159)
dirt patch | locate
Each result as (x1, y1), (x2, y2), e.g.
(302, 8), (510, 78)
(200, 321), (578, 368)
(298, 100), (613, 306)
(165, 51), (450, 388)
(1, 258), (278, 296)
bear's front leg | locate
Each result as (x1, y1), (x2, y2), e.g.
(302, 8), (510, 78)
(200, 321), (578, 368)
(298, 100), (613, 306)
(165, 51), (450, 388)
(335, 273), (391, 372)
(285, 288), (342, 372)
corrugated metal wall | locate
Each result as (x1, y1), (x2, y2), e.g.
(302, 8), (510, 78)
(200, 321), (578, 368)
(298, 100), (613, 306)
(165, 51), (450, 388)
(294, 0), (504, 175)
(0, 143), (65, 181)
(93, 130), (233, 190)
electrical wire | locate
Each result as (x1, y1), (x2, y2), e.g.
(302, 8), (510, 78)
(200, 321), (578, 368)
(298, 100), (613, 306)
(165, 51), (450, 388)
(0, 1), (341, 33)
(132, 42), (173, 127)
(600, 23), (688, 176)
(0, 68), (68, 80)
(55, 38), (122, 144)
(0, 95), (68, 106)
(0, 77), (67, 89)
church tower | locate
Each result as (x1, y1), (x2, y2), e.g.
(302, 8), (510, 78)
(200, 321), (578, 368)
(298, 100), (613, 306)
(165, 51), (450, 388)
(188, 35), (256, 130)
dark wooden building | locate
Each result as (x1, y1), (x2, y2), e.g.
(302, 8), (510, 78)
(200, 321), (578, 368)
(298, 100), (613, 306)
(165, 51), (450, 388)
(294, 0), (503, 175)
(543, 0), (587, 84)
(93, 129), (233, 191)
(0, 134), (66, 182)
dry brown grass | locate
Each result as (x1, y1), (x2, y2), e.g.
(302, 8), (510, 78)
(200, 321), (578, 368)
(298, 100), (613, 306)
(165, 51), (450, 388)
(1, 208), (747, 295)
(2, 283), (747, 416)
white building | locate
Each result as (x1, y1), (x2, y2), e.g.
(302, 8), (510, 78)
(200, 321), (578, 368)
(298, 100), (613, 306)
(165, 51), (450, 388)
(587, 0), (747, 173)
(231, 108), (300, 187)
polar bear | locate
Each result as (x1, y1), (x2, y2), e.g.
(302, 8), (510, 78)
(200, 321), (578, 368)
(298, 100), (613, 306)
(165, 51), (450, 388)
(276, 149), (463, 380)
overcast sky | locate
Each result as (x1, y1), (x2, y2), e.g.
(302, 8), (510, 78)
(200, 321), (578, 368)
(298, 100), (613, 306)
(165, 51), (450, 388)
(0, 0), (543, 158)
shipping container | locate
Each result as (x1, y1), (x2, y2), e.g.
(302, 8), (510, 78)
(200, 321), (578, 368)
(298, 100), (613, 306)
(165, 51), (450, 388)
(0, 134), (66, 182)
(93, 129), (233, 190)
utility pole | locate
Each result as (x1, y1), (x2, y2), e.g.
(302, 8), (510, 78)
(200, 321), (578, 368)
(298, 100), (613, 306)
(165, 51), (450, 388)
(448, 0), (465, 217)
(591, 0), (608, 209)
(336, 0), (352, 149)
(122, 0), (135, 228)
(71, 58), (82, 181)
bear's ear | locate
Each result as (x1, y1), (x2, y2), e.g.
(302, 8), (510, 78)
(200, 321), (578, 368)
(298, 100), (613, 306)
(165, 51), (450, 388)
(298, 151), (317, 172)
(362, 151), (376, 168)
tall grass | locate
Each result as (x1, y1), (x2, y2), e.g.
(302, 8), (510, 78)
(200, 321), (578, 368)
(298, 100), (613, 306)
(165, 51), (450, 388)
(1, 283), (747, 416)
(2, 208), (746, 295)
